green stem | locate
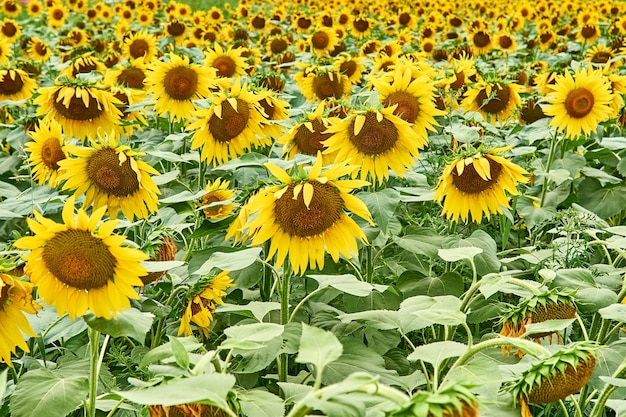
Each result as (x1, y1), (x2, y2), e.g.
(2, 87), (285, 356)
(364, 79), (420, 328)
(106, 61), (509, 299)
(104, 399), (125, 417)
(86, 328), (109, 417)
(365, 245), (374, 283)
(289, 287), (325, 323)
(152, 285), (189, 348)
(540, 130), (560, 207)
(589, 360), (625, 417)
(278, 263), (292, 382)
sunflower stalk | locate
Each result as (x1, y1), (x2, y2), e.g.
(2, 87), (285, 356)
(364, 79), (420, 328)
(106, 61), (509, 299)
(278, 263), (292, 382)
(85, 328), (109, 417)
(540, 130), (560, 207)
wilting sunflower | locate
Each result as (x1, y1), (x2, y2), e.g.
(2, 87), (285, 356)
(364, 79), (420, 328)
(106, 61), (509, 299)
(204, 43), (247, 79)
(543, 66), (614, 139)
(434, 145), (529, 223)
(14, 196), (148, 319)
(0, 273), (40, 366)
(295, 68), (352, 102)
(199, 178), (236, 221)
(144, 53), (217, 122)
(59, 135), (160, 220)
(34, 81), (123, 141)
(188, 80), (269, 166)
(323, 106), (421, 185)
(277, 102), (337, 164)
(122, 31), (158, 62)
(229, 154), (374, 275)
(148, 404), (230, 417)
(105, 58), (148, 90)
(506, 342), (598, 417)
(387, 385), (479, 417)
(372, 66), (443, 142)
(24, 119), (66, 187)
(461, 79), (524, 124)
(0, 68), (36, 102)
(178, 271), (234, 338)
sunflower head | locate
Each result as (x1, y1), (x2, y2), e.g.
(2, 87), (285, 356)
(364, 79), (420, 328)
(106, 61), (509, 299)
(200, 178), (236, 221)
(148, 404), (231, 417)
(388, 384), (479, 417)
(140, 235), (177, 286)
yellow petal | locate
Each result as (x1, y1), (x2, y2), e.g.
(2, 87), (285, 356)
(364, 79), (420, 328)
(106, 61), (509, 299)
(354, 115), (366, 136)
(214, 103), (223, 119)
(292, 183), (303, 199)
(264, 162), (292, 184)
(303, 182), (314, 208)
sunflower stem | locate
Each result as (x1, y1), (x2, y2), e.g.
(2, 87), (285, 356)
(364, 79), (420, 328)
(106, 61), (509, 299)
(365, 244), (374, 283)
(588, 360), (626, 417)
(86, 328), (108, 417)
(540, 130), (560, 207)
(278, 263), (292, 382)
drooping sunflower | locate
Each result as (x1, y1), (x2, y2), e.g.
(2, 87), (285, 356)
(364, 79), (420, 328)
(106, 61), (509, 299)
(434, 145), (529, 223)
(543, 66), (614, 139)
(0, 68), (36, 102)
(204, 43), (248, 79)
(178, 271), (234, 338)
(323, 106), (422, 185)
(199, 178), (236, 221)
(23, 119), (66, 187)
(228, 154), (374, 275)
(104, 58), (148, 90)
(148, 404), (230, 417)
(461, 79), (524, 124)
(387, 385), (479, 417)
(140, 235), (177, 286)
(372, 66), (443, 143)
(34, 81), (123, 141)
(295, 68), (352, 102)
(256, 89), (290, 139)
(14, 196), (148, 319)
(58, 135), (160, 220)
(122, 31), (158, 62)
(144, 52), (217, 122)
(188, 80), (269, 166)
(0, 273), (41, 366)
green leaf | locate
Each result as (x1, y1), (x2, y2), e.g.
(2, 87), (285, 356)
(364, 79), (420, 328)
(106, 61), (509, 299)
(84, 309), (155, 344)
(438, 247), (483, 262)
(577, 178), (626, 219)
(10, 366), (89, 417)
(193, 247), (262, 275)
(581, 167), (622, 186)
(116, 373), (235, 408)
(517, 197), (557, 229)
(399, 296), (465, 332)
(222, 323), (285, 373)
(522, 319), (576, 337)
(357, 188), (401, 233)
(599, 304), (626, 322)
(169, 335), (190, 370)
(296, 324), (343, 374)
(407, 341), (468, 368)
(217, 302), (281, 322)
(308, 274), (387, 297)
(338, 310), (402, 331)
(0, 369), (7, 402)
(159, 190), (207, 204)
(142, 260), (185, 272)
(238, 390), (285, 417)
(443, 230), (500, 275)
(223, 323), (284, 343)
(139, 336), (203, 368)
(576, 288), (618, 312)
(552, 268), (596, 290)
(278, 382), (313, 404)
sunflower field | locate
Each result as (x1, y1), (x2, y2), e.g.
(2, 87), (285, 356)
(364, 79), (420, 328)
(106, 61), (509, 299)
(3, 0), (626, 416)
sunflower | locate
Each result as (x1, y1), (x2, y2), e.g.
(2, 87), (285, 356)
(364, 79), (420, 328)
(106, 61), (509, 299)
(388, 385), (479, 417)
(295, 68), (352, 102)
(34, 81), (122, 141)
(543, 66), (614, 139)
(0, 273), (40, 366)
(108, 84), (148, 135)
(323, 106), (422, 185)
(308, 27), (339, 56)
(26, 0), (43, 16)
(47, 5), (67, 29)
(0, 68), (36, 103)
(105, 58), (148, 90)
(188, 80), (269, 166)
(148, 404), (230, 417)
(0, 18), (20, 43)
(164, 19), (187, 45)
(277, 102), (337, 164)
(351, 15), (374, 38)
(1, 0), (20, 17)
(27, 37), (50, 64)
(576, 23), (600, 44)
(229, 153), (373, 275)
(257, 89), (290, 138)
(23, 119), (66, 187)
(15, 197), (148, 319)
(144, 52), (217, 122)
(122, 31), (158, 62)
(61, 55), (107, 80)
(495, 31), (518, 54)
(469, 29), (493, 55)
(372, 66), (443, 143)
(199, 178), (236, 221)
(136, 9), (154, 26)
(178, 271), (234, 338)
(585, 43), (616, 66)
(59, 135), (160, 220)
(461, 79), (524, 124)
(331, 53), (365, 85)
(140, 235), (177, 286)
(434, 145), (529, 223)
(537, 29), (557, 51)
(204, 43), (247, 79)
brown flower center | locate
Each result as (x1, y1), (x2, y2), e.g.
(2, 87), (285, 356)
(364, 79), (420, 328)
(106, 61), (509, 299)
(475, 84), (511, 114)
(208, 98), (249, 143)
(472, 31), (490, 48)
(43, 229), (117, 290)
(52, 88), (104, 120)
(339, 60), (357, 78)
(128, 38), (150, 59)
(353, 18), (369, 33)
(0, 281), (11, 309)
(117, 66), (146, 89)
(398, 12), (411, 26)
(564, 87), (595, 118)
(383, 91), (420, 123)
(72, 59), (98, 77)
(312, 73), (346, 100)
(0, 71), (23, 95)
(293, 119), (331, 155)
(274, 181), (343, 237)
(258, 98), (276, 119)
(87, 147), (140, 196)
(34, 42), (47, 56)
(580, 24), (597, 39)
(41, 138), (66, 169)
(251, 15), (265, 29)
(166, 21), (186, 37)
(270, 38), (288, 54)
(311, 31), (330, 50)
(163, 66), (198, 100)
(591, 51), (612, 64)
(212, 55), (236, 78)
(452, 156), (503, 194)
(349, 112), (399, 155)
(449, 16), (463, 27)
(297, 16), (312, 29)
(498, 35), (513, 49)
(1, 22), (17, 37)
(52, 9), (64, 20)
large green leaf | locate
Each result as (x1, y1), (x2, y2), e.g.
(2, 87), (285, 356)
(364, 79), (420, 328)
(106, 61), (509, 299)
(296, 324), (343, 374)
(407, 341), (468, 368)
(238, 390), (285, 417)
(10, 364), (89, 417)
(193, 247), (263, 275)
(222, 323), (284, 373)
(516, 196), (557, 229)
(356, 188), (401, 233)
(308, 274), (387, 297)
(399, 295), (465, 332)
(577, 178), (626, 219)
(139, 336), (203, 368)
(84, 309), (155, 344)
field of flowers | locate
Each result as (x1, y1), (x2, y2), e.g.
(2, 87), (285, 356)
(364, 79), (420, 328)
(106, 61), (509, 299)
(2, 0), (626, 416)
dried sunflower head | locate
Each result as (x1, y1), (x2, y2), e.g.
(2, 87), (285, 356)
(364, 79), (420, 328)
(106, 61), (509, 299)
(388, 384), (479, 417)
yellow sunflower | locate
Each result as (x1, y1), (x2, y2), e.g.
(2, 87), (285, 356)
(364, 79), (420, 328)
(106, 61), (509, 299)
(104, 58), (148, 90)
(372, 66), (443, 143)
(461, 79), (524, 124)
(323, 106), (422, 185)
(229, 153), (374, 275)
(15, 197), (148, 319)
(331, 53), (365, 85)
(0, 18), (20, 43)
(0, 68), (36, 102)
(34, 82), (123, 141)
(200, 178), (236, 221)
(295, 68), (352, 102)
(144, 52), (217, 122)
(178, 271), (234, 338)
(59, 135), (160, 221)
(24, 119), (66, 187)
(204, 43), (248, 79)
(122, 31), (158, 63)
(308, 26), (340, 56)
(164, 19), (187, 45)
(543, 66), (614, 139)
(47, 5), (67, 29)
(1, 0), (21, 17)
(27, 0), (43, 16)
(495, 31), (518, 54)
(0, 273), (40, 366)
(469, 29), (493, 55)
(434, 146), (529, 223)
(188, 80), (270, 166)
(107, 84), (148, 135)
(61, 55), (107, 80)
